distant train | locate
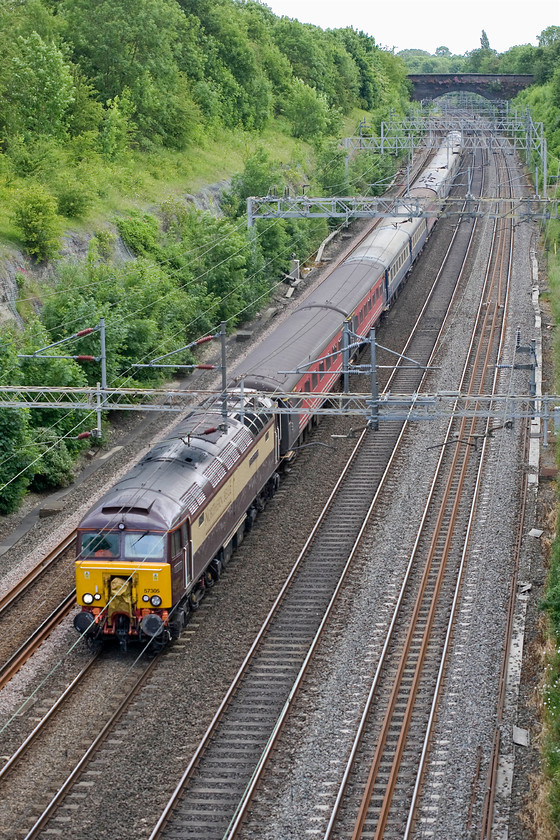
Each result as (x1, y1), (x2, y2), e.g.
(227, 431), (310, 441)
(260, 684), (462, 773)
(74, 132), (462, 649)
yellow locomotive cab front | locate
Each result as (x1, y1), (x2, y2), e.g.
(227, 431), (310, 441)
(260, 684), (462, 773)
(74, 559), (172, 648)
(76, 560), (172, 610)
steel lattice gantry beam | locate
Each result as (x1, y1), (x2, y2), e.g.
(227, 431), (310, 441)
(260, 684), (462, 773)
(343, 107), (549, 191)
(247, 195), (559, 227)
(0, 385), (556, 425)
(343, 132), (541, 155)
(344, 115), (545, 158)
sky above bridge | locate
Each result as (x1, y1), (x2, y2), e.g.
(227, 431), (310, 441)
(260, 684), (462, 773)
(265, 0), (558, 55)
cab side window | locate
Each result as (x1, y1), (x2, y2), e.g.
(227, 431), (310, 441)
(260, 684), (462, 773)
(171, 529), (182, 557)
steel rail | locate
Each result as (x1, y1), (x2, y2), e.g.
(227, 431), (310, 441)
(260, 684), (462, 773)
(407, 151), (518, 840)
(0, 653), (99, 780)
(0, 531), (77, 615)
(322, 141), (488, 840)
(367, 144), (513, 837)
(324, 140), (518, 838)
(23, 652), (160, 840)
(362, 143), (515, 838)
(479, 413), (530, 840)
(0, 590), (77, 691)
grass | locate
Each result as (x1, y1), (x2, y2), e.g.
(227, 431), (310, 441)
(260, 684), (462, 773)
(0, 109), (372, 251)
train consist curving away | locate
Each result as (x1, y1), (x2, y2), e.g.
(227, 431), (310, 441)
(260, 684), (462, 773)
(74, 133), (463, 650)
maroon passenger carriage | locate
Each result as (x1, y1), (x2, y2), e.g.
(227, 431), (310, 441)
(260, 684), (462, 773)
(234, 130), (463, 457)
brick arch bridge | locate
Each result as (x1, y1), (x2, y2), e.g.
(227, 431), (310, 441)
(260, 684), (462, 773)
(407, 73), (534, 101)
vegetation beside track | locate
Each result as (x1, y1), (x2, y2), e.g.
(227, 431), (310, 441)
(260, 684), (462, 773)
(537, 218), (560, 833)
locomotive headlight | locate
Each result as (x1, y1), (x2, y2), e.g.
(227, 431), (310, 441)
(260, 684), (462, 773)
(94, 593), (101, 601)
(150, 595), (162, 607)
(142, 595), (150, 602)
(83, 593), (94, 605)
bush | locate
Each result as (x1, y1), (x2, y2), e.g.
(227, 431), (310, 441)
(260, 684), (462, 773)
(56, 181), (93, 218)
(12, 184), (61, 261)
(0, 408), (38, 514)
(5, 135), (62, 179)
(116, 211), (161, 257)
(31, 429), (75, 491)
(285, 79), (332, 140)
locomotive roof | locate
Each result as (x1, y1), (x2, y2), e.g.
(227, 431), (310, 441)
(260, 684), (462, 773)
(78, 407), (264, 532)
(230, 261), (380, 392)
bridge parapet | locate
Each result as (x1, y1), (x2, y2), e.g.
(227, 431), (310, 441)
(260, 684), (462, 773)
(407, 74), (534, 101)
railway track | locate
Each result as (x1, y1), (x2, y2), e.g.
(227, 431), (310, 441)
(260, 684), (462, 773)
(0, 533), (77, 689)
(325, 165), (515, 838)
(140, 149), (483, 840)
(8, 145), (479, 840)
(0, 148), (435, 698)
(0, 145), (444, 840)
(0, 648), (159, 840)
(0, 130), (536, 840)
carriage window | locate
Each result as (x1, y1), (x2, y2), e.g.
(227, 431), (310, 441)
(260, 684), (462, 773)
(326, 353), (331, 370)
(171, 529), (182, 557)
(124, 533), (165, 561)
(81, 532), (120, 559)
(319, 361), (324, 374)
(304, 380), (311, 392)
(312, 372), (318, 389)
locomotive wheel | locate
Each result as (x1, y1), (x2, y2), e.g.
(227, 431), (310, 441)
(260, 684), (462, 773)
(169, 607), (187, 640)
(147, 631), (169, 655)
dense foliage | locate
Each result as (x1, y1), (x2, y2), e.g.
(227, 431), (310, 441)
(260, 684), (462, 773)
(0, 0), (409, 158)
(513, 31), (560, 830)
(399, 26), (560, 80)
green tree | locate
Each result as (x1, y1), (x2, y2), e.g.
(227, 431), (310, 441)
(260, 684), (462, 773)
(224, 148), (284, 218)
(12, 184), (61, 261)
(285, 78), (339, 140)
(465, 30), (498, 73)
(533, 26), (560, 82)
(62, 0), (201, 147)
(538, 25), (560, 48)
(5, 32), (74, 138)
(0, 335), (39, 514)
(498, 44), (537, 74)
(314, 140), (349, 196)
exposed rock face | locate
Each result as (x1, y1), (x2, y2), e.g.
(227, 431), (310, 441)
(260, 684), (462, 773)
(0, 180), (230, 327)
(183, 180), (230, 213)
(0, 247), (26, 327)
